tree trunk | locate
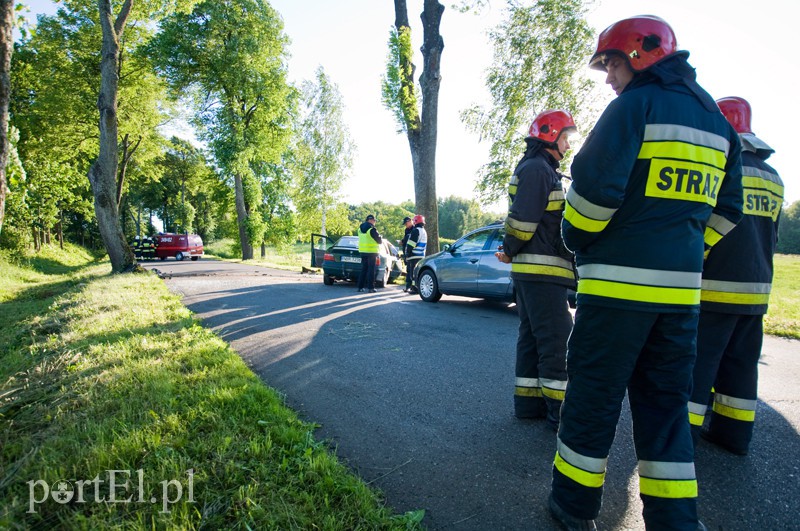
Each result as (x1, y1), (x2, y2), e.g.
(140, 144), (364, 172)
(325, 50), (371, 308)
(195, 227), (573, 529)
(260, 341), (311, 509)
(393, 0), (444, 255)
(116, 133), (141, 207)
(0, 0), (13, 239)
(88, 0), (135, 272)
(233, 173), (253, 259)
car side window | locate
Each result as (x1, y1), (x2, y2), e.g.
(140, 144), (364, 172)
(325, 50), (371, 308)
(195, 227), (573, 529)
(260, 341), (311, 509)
(455, 229), (492, 253)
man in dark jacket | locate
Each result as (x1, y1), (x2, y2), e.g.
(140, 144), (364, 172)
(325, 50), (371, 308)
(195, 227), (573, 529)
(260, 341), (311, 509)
(400, 216), (414, 291)
(688, 97), (784, 456)
(357, 214), (382, 293)
(549, 16), (743, 531)
(495, 109), (577, 430)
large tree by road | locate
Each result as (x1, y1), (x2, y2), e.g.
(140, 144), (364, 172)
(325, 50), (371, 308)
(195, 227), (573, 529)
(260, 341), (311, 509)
(149, 0), (294, 260)
(382, 0), (444, 255)
(0, 0), (14, 238)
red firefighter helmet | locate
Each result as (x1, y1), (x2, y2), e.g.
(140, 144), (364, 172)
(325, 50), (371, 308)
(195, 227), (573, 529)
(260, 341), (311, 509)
(589, 15), (680, 72)
(412, 214), (425, 225)
(716, 97), (752, 134)
(528, 110), (577, 144)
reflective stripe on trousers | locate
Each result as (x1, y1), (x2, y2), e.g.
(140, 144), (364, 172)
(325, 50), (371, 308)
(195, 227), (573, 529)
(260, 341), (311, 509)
(690, 312), (763, 451)
(551, 305), (699, 528)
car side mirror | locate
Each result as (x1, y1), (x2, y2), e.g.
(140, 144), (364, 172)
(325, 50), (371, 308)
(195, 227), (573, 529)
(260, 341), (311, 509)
(442, 244), (451, 252)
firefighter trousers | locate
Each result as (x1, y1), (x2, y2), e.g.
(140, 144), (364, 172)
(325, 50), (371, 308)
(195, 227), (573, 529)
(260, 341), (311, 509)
(513, 280), (572, 424)
(551, 305), (699, 530)
(689, 312), (762, 454)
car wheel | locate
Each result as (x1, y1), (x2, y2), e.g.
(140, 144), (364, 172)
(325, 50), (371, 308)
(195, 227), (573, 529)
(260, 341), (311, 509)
(376, 267), (389, 288)
(176, 252), (185, 261)
(191, 256), (199, 261)
(323, 273), (334, 286)
(160, 256), (166, 261)
(418, 269), (442, 302)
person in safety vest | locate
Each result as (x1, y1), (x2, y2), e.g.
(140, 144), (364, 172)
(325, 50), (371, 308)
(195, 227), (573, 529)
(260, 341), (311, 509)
(404, 214), (427, 294)
(495, 109), (577, 430)
(357, 214), (383, 293)
(688, 97), (784, 456)
(548, 16), (743, 531)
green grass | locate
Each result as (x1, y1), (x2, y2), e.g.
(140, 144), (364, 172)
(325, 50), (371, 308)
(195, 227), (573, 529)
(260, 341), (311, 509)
(0, 244), (423, 529)
(204, 239), (310, 271)
(765, 254), (800, 339)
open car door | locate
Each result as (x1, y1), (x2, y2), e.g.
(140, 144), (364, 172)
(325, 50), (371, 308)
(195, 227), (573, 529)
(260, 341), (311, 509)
(310, 233), (330, 267)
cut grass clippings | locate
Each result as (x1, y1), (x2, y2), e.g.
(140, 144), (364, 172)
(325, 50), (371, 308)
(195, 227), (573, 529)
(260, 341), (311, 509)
(0, 245), (423, 530)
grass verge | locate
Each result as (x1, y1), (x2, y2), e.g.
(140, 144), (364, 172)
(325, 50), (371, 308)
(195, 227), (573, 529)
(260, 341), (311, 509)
(204, 239), (310, 272)
(0, 244), (423, 529)
(765, 254), (800, 339)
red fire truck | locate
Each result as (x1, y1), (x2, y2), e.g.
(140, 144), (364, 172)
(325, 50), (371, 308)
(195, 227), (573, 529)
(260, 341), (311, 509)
(155, 233), (204, 261)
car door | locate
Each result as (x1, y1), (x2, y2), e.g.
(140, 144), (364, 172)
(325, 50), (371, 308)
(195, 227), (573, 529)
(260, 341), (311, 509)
(476, 227), (513, 298)
(436, 227), (495, 295)
(311, 233), (330, 267)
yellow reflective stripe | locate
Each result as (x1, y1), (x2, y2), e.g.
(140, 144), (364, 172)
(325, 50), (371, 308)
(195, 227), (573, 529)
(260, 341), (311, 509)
(546, 200), (565, 211)
(688, 412), (704, 426)
(554, 452), (605, 488)
(515, 386), (542, 398)
(542, 387), (565, 401)
(742, 176), (784, 198)
(579, 279), (700, 305)
(713, 402), (755, 421)
(639, 478), (698, 499)
(687, 401), (707, 426)
(700, 291), (770, 305)
(704, 226), (724, 248)
(638, 141), (726, 170)
(505, 218), (538, 241)
(643, 124), (730, 154)
(512, 264), (576, 279)
(540, 378), (567, 401)
(564, 202), (610, 233)
(508, 184), (518, 197)
(712, 402), (756, 422)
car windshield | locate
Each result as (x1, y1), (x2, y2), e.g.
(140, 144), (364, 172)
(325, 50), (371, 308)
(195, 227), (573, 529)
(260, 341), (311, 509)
(335, 236), (359, 249)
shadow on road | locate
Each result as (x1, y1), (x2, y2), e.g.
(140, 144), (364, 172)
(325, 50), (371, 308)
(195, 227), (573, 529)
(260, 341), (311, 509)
(164, 270), (800, 530)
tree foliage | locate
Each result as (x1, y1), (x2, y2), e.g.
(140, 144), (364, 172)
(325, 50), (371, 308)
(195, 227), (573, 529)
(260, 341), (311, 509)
(461, 0), (598, 203)
(292, 66), (355, 237)
(8, 2), (171, 257)
(148, 0), (295, 260)
(777, 201), (800, 255)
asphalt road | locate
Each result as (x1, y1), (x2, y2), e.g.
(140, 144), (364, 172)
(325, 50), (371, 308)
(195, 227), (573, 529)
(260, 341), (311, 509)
(144, 258), (800, 530)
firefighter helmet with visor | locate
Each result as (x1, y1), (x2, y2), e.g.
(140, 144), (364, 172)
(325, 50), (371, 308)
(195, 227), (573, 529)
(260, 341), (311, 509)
(716, 97), (753, 134)
(527, 110), (577, 145)
(589, 15), (681, 73)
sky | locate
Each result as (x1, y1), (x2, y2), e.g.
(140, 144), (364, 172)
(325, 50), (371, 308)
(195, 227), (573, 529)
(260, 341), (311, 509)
(24, 0), (798, 211)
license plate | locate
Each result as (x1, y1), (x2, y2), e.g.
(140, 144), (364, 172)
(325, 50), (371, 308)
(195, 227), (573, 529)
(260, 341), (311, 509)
(341, 256), (361, 263)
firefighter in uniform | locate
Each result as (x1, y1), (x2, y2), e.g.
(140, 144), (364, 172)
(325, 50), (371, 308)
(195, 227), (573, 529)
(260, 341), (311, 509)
(549, 16), (743, 530)
(495, 110), (577, 429)
(688, 97), (784, 456)
(401, 216), (414, 292)
(141, 236), (153, 260)
(132, 235), (142, 259)
(357, 214), (382, 293)
(405, 215), (427, 294)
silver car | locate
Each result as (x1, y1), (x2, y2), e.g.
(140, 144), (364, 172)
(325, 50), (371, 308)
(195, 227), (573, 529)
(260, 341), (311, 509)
(414, 223), (513, 303)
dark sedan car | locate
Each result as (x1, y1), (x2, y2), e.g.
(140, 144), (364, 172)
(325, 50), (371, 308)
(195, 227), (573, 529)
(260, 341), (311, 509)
(312, 233), (402, 288)
(413, 223), (513, 303)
